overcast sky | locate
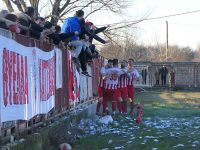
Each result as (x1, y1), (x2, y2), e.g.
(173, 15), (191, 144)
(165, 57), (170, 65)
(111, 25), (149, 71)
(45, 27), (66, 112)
(87, 0), (200, 50)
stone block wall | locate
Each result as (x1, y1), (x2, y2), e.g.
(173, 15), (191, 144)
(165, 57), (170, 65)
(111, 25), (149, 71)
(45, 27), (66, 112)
(134, 62), (200, 88)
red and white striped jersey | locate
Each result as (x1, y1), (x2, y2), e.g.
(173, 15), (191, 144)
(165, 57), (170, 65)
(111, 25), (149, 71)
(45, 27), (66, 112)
(118, 74), (128, 88)
(98, 75), (104, 87)
(104, 67), (122, 89)
(127, 69), (139, 86)
(98, 66), (107, 87)
(118, 68), (128, 88)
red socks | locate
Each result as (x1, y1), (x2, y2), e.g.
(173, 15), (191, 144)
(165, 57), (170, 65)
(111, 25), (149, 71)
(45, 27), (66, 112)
(117, 101), (122, 113)
(122, 101), (127, 113)
(96, 101), (102, 113)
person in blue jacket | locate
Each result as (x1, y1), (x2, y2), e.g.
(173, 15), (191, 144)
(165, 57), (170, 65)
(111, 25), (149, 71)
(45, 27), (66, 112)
(61, 10), (84, 65)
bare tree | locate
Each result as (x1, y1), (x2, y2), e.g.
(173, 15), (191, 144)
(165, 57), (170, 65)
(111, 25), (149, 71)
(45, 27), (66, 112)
(193, 46), (200, 61)
(2, 0), (130, 25)
(101, 33), (195, 62)
(100, 38), (124, 59)
(100, 30), (148, 61)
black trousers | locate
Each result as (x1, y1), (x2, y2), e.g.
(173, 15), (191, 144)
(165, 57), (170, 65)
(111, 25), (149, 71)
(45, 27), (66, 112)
(78, 47), (93, 72)
(142, 76), (147, 84)
(161, 76), (167, 86)
(78, 48), (87, 72)
(156, 80), (159, 85)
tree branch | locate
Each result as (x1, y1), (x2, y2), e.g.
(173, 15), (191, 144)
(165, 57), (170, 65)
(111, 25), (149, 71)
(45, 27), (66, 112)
(85, 4), (105, 18)
(50, 0), (61, 24)
(59, 5), (81, 18)
(3, 0), (14, 12)
(19, 0), (27, 11)
(11, 0), (23, 11)
(60, 0), (71, 13)
(49, 0), (53, 7)
(39, 1), (50, 14)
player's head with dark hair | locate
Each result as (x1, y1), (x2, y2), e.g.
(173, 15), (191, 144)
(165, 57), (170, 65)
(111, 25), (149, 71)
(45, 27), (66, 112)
(54, 25), (61, 33)
(128, 58), (134, 62)
(128, 58), (134, 66)
(43, 21), (53, 30)
(113, 59), (118, 67)
(108, 59), (113, 63)
(36, 17), (45, 22)
(75, 10), (84, 19)
(124, 60), (128, 67)
(35, 17), (45, 27)
(25, 7), (35, 18)
(121, 60), (127, 68)
(107, 59), (113, 67)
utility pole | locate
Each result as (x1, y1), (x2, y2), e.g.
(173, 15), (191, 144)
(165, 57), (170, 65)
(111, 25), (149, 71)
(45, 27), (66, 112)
(166, 21), (168, 62)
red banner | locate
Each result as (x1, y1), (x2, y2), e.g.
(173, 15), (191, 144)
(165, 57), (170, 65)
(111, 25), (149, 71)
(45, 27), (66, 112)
(3, 48), (28, 107)
(39, 57), (55, 101)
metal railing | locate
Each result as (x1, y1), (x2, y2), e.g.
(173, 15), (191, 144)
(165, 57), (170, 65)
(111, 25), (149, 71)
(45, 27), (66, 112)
(0, 25), (104, 143)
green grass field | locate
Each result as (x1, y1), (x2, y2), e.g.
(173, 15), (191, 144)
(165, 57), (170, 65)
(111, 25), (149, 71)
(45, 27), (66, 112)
(75, 91), (200, 150)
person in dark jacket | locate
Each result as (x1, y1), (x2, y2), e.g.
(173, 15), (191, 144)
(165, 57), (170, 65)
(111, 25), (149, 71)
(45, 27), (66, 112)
(169, 70), (175, 88)
(35, 17), (45, 27)
(54, 25), (61, 34)
(4, 13), (20, 33)
(142, 68), (147, 84)
(16, 7), (35, 35)
(41, 22), (78, 45)
(0, 10), (9, 30)
(86, 21), (108, 44)
(29, 17), (45, 39)
(0, 9), (8, 17)
(0, 20), (7, 30)
(159, 65), (168, 86)
(155, 69), (160, 86)
(77, 20), (108, 77)
(80, 20), (108, 44)
(80, 20), (108, 59)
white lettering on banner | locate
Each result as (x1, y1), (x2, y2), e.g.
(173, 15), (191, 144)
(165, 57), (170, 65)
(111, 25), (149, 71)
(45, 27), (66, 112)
(68, 51), (80, 103)
(0, 35), (55, 122)
(87, 66), (93, 98)
(2, 48), (28, 106)
(36, 46), (55, 115)
(56, 48), (62, 89)
(39, 57), (55, 101)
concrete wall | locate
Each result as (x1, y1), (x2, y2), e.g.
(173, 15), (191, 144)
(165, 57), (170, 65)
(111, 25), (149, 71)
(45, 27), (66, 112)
(134, 62), (200, 88)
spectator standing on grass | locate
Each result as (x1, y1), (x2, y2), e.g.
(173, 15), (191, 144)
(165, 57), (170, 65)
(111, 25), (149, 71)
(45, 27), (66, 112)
(169, 70), (175, 88)
(155, 69), (160, 86)
(142, 68), (147, 85)
(159, 65), (168, 86)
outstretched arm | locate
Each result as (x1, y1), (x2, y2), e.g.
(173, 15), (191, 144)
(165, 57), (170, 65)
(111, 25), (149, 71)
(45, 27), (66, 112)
(94, 26), (107, 34)
(90, 33), (106, 44)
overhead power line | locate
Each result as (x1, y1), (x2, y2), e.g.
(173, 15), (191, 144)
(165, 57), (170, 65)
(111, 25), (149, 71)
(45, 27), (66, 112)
(105, 9), (200, 31)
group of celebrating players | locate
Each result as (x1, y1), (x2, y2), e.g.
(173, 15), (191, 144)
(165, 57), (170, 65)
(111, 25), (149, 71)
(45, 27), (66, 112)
(96, 58), (139, 116)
